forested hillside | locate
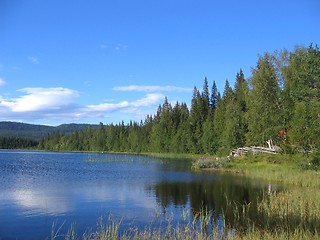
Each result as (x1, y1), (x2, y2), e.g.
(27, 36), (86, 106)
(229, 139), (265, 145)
(39, 44), (320, 155)
(0, 122), (97, 140)
(0, 122), (97, 149)
(0, 136), (38, 149)
(0, 122), (54, 140)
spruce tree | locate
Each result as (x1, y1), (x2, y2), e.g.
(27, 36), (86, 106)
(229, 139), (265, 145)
(189, 86), (203, 153)
(213, 80), (235, 155)
(201, 77), (210, 121)
(233, 69), (248, 147)
(210, 81), (219, 117)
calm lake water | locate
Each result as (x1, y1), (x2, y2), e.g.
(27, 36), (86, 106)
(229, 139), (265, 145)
(0, 150), (269, 239)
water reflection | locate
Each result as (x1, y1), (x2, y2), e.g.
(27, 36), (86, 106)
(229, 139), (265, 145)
(147, 175), (267, 227)
(0, 151), (272, 239)
(2, 169), (157, 217)
(11, 189), (72, 216)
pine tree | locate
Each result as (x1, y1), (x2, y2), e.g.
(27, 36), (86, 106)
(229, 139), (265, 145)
(36, 44), (318, 154)
(212, 80), (235, 154)
(233, 69), (248, 147)
(189, 86), (203, 153)
(210, 81), (219, 117)
(201, 77), (210, 121)
(150, 97), (173, 152)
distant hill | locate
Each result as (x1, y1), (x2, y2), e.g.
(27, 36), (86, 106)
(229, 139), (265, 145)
(0, 121), (97, 140)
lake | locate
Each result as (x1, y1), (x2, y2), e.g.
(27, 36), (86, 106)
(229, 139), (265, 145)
(0, 150), (268, 239)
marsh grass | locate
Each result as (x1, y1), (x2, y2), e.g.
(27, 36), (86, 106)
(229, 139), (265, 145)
(257, 189), (320, 232)
(192, 156), (232, 169)
(51, 201), (320, 240)
(51, 211), (236, 240)
(52, 207), (320, 240)
(190, 153), (320, 239)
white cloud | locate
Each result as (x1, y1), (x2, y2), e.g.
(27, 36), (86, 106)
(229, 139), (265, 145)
(0, 78), (6, 87)
(86, 101), (129, 112)
(28, 56), (39, 64)
(0, 87), (165, 123)
(83, 93), (164, 115)
(113, 85), (192, 93)
(131, 93), (164, 107)
(114, 43), (127, 51)
(0, 87), (79, 112)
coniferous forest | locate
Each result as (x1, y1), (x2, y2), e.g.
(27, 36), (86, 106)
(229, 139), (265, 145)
(38, 44), (320, 155)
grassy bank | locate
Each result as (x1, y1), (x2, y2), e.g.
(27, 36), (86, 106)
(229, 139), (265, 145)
(193, 153), (320, 186)
(52, 153), (320, 239)
(193, 153), (320, 239)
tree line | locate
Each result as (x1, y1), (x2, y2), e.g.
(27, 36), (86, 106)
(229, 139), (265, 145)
(39, 44), (320, 155)
(0, 136), (38, 149)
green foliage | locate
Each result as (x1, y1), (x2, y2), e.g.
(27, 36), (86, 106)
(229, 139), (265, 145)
(282, 44), (320, 152)
(192, 156), (231, 169)
(200, 118), (216, 154)
(0, 121), (53, 140)
(299, 154), (320, 171)
(37, 44), (319, 155)
(0, 136), (38, 149)
(289, 101), (319, 153)
(246, 53), (281, 145)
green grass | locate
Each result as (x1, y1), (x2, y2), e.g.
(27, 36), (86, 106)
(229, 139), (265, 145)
(228, 153), (320, 187)
(195, 153), (320, 238)
(51, 209), (320, 240)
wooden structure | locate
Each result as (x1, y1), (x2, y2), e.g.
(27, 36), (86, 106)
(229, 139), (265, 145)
(230, 139), (280, 157)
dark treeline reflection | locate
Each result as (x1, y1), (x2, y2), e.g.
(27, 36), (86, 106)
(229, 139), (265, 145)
(146, 175), (271, 227)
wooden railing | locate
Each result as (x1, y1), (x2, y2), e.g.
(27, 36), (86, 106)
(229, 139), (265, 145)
(230, 146), (279, 157)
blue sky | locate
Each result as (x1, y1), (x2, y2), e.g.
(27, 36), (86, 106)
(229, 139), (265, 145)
(0, 0), (319, 125)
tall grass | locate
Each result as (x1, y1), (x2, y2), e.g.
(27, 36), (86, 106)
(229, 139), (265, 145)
(51, 211), (236, 240)
(51, 208), (320, 240)
(257, 188), (320, 232)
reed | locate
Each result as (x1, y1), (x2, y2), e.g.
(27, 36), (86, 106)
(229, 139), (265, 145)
(51, 211), (234, 240)
(52, 206), (320, 240)
(256, 186), (320, 232)
(53, 210), (320, 240)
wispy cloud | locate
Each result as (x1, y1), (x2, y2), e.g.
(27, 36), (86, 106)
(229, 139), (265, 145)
(100, 44), (107, 49)
(0, 88), (79, 112)
(82, 93), (164, 116)
(28, 56), (39, 64)
(113, 85), (193, 92)
(114, 43), (127, 51)
(0, 78), (6, 87)
(85, 101), (129, 112)
(131, 93), (164, 107)
(0, 87), (165, 123)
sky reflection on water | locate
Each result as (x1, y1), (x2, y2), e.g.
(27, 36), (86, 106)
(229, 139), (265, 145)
(0, 151), (266, 239)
